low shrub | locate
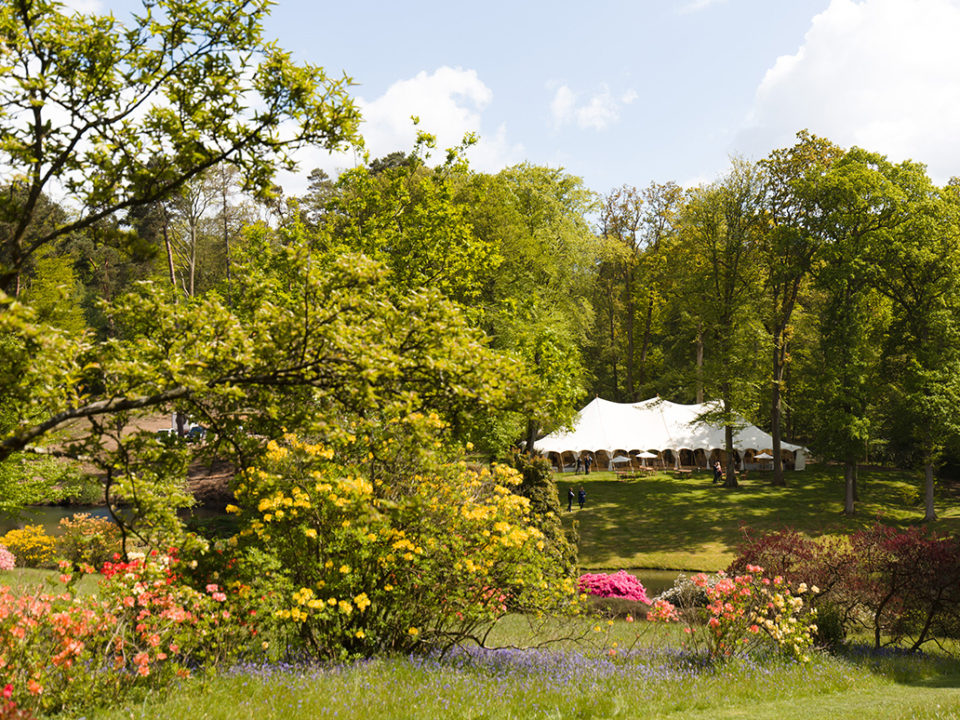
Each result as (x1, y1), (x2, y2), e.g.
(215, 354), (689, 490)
(0, 527), (54, 568)
(647, 566), (818, 661)
(578, 571), (649, 603)
(0, 552), (261, 716)
(0, 547), (14, 572)
(731, 524), (960, 652)
(55, 513), (121, 568)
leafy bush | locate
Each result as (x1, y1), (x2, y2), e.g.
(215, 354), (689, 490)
(731, 525), (960, 652)
(0, 547), (14, 572)
(55, 513), (121, 568)
(579, 571), (649, 603)
(0, 527), (54, 568)
(227, 431), (577, 659)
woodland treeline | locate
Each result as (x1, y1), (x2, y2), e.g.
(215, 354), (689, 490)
(9, 131), (960, 519)
(1, 0), (958, 528)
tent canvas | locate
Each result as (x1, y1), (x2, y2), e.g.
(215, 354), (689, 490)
(534, 397), (806, 470)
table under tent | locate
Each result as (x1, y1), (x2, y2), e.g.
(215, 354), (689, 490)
(533, 397), (806, 474)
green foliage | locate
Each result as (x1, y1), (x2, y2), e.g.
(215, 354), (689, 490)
(0, 0), (359, 293)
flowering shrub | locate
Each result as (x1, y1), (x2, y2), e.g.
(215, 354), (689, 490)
(55, 513), (121, 568)
(647, 565), (818, 661)
(0, 547), (14, 572)
(578, 571), (650, 603)
(0, 683), (36, 720)
(0, 552), (260, 716)
(0, 527), (54, 568)
(228, 431), (577, 659)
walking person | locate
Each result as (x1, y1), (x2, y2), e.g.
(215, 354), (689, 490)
(713, 460), (723, 484)
(575, 456), (582, 474)
(584, 455), (592, 475)
(577, 486), (586, 509)
(567, 487), (574, 511)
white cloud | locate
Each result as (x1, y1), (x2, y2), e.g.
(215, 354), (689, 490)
(678, 0), (728, 15)
(550, 83), (636, 131)
(736, 0), (960, 182)
(358, 66), (523, 172)
(275, 67), (525, 195)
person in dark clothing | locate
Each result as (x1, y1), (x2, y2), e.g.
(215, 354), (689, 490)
(584, 455), (592, 475)
(567, 487), (575, 511)
(577, 486), (586, 509)
(575, 456), (582, 474)
(713, 460), (723, 484)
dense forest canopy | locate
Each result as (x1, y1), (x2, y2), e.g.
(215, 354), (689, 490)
(1, 0), (959, 528)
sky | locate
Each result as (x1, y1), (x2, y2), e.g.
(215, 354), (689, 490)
(74, 0), (960, 197)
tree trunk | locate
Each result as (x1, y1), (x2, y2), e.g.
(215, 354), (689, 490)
(525, 417), (538, 457)
(723, 423), (738, 488)
(162, 219), (177, 289)
(607, 300), (619, 398)
(695, 322), (704, 404)
(843, 461), (856, 515)
(923, 460), (937, 521)
(221, 168), (232, 307)
(770, 327), (786, 486)
(637, 297), (654, 389)
(624, 265), (635, 400)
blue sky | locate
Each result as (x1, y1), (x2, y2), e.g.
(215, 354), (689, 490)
(81, 0), (960, 197)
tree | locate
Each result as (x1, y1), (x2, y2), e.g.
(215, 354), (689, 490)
(0, 0), (359, 294)
(758, 131), (843, 485)
(807, 147), (905, 514)
(869, 171), (960, 521)
(675, 161), (766, 487)
(463, 164), (600, 453)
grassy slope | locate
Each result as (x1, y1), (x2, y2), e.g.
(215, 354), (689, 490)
(559, 465), (960, 571)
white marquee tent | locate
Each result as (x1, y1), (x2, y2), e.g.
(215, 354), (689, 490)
(534, 397), (806, 470)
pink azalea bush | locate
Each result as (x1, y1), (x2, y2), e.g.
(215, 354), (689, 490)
(0, 547), (14, 572)
(578, 571), (650, 604)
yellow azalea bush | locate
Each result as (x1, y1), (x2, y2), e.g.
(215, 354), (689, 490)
(229, 431), (577, 659)
(0, 526), (55, 568)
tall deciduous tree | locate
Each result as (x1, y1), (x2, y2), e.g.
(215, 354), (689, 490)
(758, 131), (843, 485)
(675, 160), (765, 487)
(0, 0), (359, 294)
(808, 147), (905, 514)
(869, 171), (960, 521)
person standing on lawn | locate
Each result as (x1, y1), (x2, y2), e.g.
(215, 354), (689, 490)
(567, 487), (575, 511)
(578, 486), (586, 509)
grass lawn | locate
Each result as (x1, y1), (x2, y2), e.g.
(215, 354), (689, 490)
(558, 465), (960, 571)
(82, 619), (960, 720)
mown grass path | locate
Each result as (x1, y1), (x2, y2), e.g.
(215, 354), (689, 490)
(559, 466), (960, 571)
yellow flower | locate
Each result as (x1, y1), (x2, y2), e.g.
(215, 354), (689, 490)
(355, 630), (366, 639)
(408, 627), (419, 636)
(304, 528), (317, 539)
(339, 564), (351, 574)
(354, 593), (371, 612)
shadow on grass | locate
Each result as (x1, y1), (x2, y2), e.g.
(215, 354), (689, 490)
(557, 466), (960, 570)
(838, 644), (960, 689)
